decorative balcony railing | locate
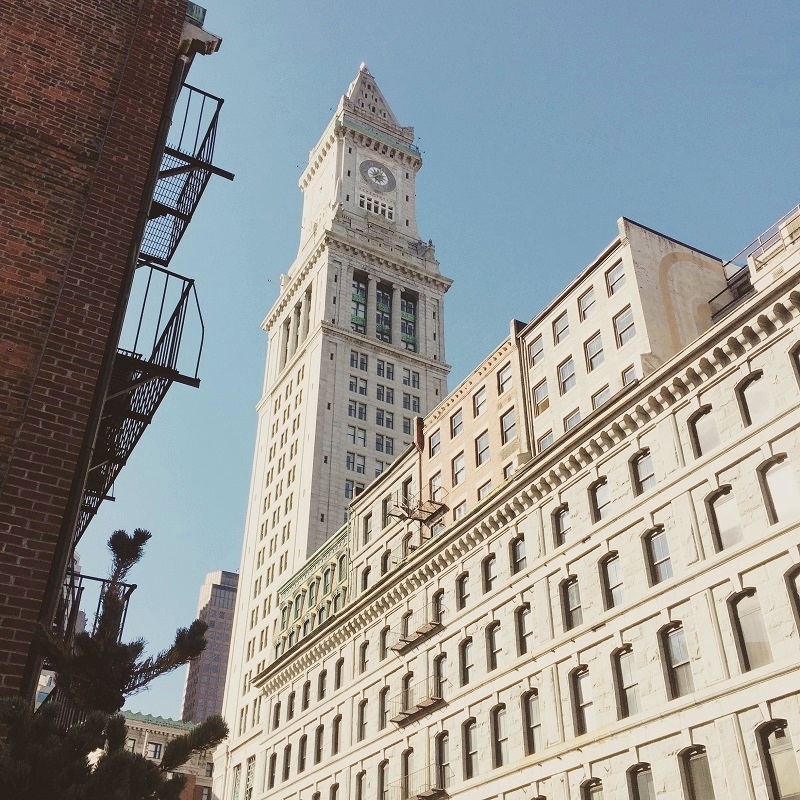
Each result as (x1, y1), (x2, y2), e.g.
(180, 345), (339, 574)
(387, 766), (450, 800)
(389, 676), (446, 726)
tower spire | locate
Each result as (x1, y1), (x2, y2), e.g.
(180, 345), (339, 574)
(343, 63), (401, 129)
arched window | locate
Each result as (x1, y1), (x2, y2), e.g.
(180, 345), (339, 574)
(631, 449), (656, 495)
(680, 746), (716, 800)
(354, 771), (366, 800)
(613, 645), (640, 718)
(553, 504), (571, 546)
(272, 701), (281, 730)
(359, 641), (369, 674)
(522, 689), (542, 755)
(456, 573), (470, 609)
(491, 704), (509, 768)
(293, 593), (303, 620)
(459, 638), (474, 686)
(313, 724), (323, 764)
(562, 576), (582, 629)
(707, 486), (743, 550)
(308, 579), (318, 605)
(645, 526), (673, 584)
(317, 669), (327, 700)
(662, 622), (694, 698)
(589, 478), (611, 522)
(402, 533), (414, 559)
(689, 406), (720, 458)
(432, 589), (445, 624)
(379, 626), (390, 660)
(482, 554), (497, 592)
(435, 731), (450, 789)
(378, 686), (390, 730)
(287, 691), (296, 720)
(332, 590), (342, 613)
(357, 699), (368, 741)
(515, 603), (532, 655)
(337, 554), (347, 581)
(377, 760), (389, 800)
(401, 748), (414, 797)
(331, 714), (341, 755)
(280, 605), (290, 630)
(462, 718), (478, 779)
(302, 618), (311, 637)
(297, 734), (307, 773)
(401, 610), (413, 638)
(629, 763), (655, 800)
(581, 779), (603, 800)
(381, 549), (392, 575)
(486, 621), (501, 670)
(434, 653), (447, 698)
(282, 744), (291, 781)
(572, 666), (593, 735)
(601, 552), (624, 609)
(301, 680), (310, 710)
(267, 753), (277, 788)
(510, 535), (527, 573)
(287, 628), (296, 647)
(760, 456), (800, 524)
(731, 589), (773, 671)
(737, 370), (773, 427)
(334, 657), (345, 689)
(758, 720), (800, 800)
(329, 783), (338, 800)
(401, 671), (414, 711)
(322, 568), (333, 595)
(361, 566), (371, 592)
(787, 566), (800, 633)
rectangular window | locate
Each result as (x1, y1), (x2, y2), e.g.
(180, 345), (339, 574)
(529, 335), (544, 366)
(500, 408), (517, 444)
(591, 385), (611, 408)
(473, 387), (487, 417)
(475, 431), (490, 466)
(614, 305), (636, 346)
(450, 409), (463, 437)
(429, 430), (441, 456)
(452, 452), (465, 486)
(533, 380), (549, 415)
(564, 409), (581, 430)
(578, 286), (596, 320)
(345, 479), (355, 499)
(385, 437), (394, 455)
(648, 528), (673, 583)
(558, 357), (576, 394)
(454, 501), (467, 520)
(147, 742), (162, 760)
(606, 261), (625, 295)
(402, 417), (412, 435)
(537, 430), (554, 451)
(412, 395), (420, 413)
(375, 434), (384, 452)
(382, 497), (391, 527)
(346, 452), (356, 471)
(616, 647), (640, 717)
(553, 312), (569, 344)
(430, 471), (443, 502)
(563, 578), (582, 628)
(585, 332), (604, 371)
(363, 514), (372, 544)
(497, 363), (512, 394)
(478, 480), (492, 500)
(622, 364), (638, 385)
(665, 626), (694, 697)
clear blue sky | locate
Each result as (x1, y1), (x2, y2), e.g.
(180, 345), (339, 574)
(80, 0), (800, 718)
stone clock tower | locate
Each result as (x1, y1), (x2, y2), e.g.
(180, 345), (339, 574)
(222, 66), (453, 748)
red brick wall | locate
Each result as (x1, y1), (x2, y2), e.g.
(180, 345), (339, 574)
(0, 0), (186, 699)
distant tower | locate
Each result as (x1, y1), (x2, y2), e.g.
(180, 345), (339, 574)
(223, 63), (452, 730)
(181, 571), (238, 723)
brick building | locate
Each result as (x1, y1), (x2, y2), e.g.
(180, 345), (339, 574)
(0, 0), (230, 704)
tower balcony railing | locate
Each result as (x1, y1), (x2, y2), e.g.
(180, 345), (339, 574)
(390, 604), (444, 654)
(387, 766), (451, 800)
(389, 676), (446, 726)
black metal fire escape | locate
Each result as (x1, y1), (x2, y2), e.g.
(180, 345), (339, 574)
(76, 84), (234, 541)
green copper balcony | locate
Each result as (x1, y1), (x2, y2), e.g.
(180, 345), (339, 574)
(352, 292), (366, 304)
(376, 324), (391, 335)
(351, 315), (366, 327)
(376, 302), (391, 313)
(401, 333), (417, 344)
(401, 310), (416, 322)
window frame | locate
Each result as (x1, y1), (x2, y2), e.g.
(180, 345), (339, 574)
(630, 448), (656, 495)
(613, 305), (636, 347)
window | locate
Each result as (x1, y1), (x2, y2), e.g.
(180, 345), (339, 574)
(553, 312), (569, 344)
(614, 305), (636, 346)
(510, 536), (526, 573)
(761, 456), (800, 524)
(606, 261), (625, 295)
(378, 688), (389, 730)
(382, 497), (391, 527)
(572, 667), (593, 734)
(614, 645), (640, 717)
(516, 604), (532, 655)
(491, 704), (509, 767)
(282, 744), (291, 781)
(362, 513), (372, 545)
(537, 430), (554, 452)
(533, 379), (549, 415)
(663, 623), (694, 698)
(146, 742), (162, 760)
(434, 654), (448, 698)
(564, 408), (581, 430)
(631, 449), (656, 494)
(707, 487), (743, 550)
(601, 552), (624, 609)
(473, 387), (487, 416)
(553, 504), (571, 545)
(622, 364), (638, 385)
(582, 780), (604, 800)
(357, 699), (368, 741)
(689, 406), (720, 457)
(486, 622), (501, 670)
(462, 718), (478, 779)
(267, 753), (277, 789)
(454, 501), (467, 520)
(435, 732), (450, 789)
(498, 363), (512, 394)
(759, 720), (800, 800)
(738, 371), (773, 427)
(355, 771), (366, 800)
(381, 549), (392, 574)
(592, 385), (611, 408)
(402, 416), (412, 435)
(530, 335), (544, 366)
(287, 691), (296, 719)
(500, 408), (516, 444)
(317, 669), (327, 700)
(297, 735), (307, 773)
(456, 573), (469, 609)
(313, 725), (323, 764)
(646, 527), (673, 584)
(432, 589), (445, 624)
(562, 576), (582, 629)
(429, 430), (441, 456)
(451, 452), (465, 486)
(331, 714), (341, 755)
(522, 690), (542, 754)
(401, 672), (414, 710)
(475, 431), (490, 466)
(359, 640), (369, 673)
(503, 461), (514, 479)
(590, 478), (611, 522)
(272, 701), (281, 730)
(558, 357), (576, 394)
(377, 760), (389, 800)
(301, 680), (310, 710)
(430, 471), (443, 502)
(482, 554), (497, 592)
(450, 409), (463, 437)
(478, 480), (492, 500)
(585, 332), (604, 371)
(731, 589), (773, 671)
(459, 638), (474, 685)
(379, 626), (390, 660)
(629, 764), (656, 800)
(681, 747), (716, 800)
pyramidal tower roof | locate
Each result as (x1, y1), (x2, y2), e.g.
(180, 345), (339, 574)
(345, 62), (400, 127)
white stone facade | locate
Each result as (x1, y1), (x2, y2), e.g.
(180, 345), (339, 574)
(217, 196), (800, 800)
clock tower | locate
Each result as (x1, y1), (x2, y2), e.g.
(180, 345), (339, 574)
(222, 65), (453, 750)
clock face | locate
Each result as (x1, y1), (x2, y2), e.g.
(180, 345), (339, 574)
(359, 159), (396, 193)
